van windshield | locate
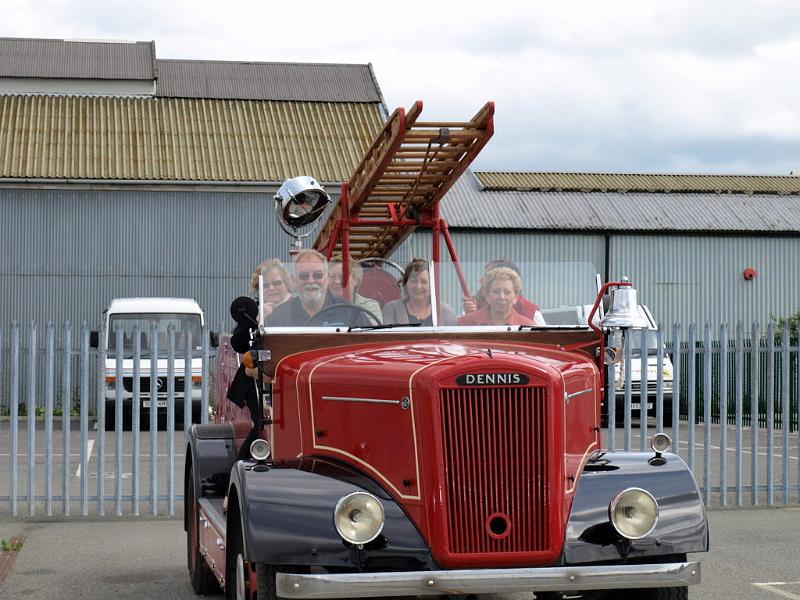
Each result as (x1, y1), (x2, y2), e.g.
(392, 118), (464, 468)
(107, 313), (202, 356)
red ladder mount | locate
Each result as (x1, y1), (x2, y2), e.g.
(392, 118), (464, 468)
(314, 101), (494, 261)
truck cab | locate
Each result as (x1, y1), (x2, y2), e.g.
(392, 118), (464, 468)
(93, 297), (205, 430)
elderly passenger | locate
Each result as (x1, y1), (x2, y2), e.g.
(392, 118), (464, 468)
(382, 259), (457, 326)
(458, 267), (543, 326)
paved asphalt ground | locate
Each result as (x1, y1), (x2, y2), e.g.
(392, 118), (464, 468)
(1, 507), (799, 600)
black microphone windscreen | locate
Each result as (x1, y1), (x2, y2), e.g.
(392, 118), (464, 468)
(230, 296), (259, 326)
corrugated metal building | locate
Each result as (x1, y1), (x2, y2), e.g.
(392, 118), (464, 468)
(0, 37), (387, 331)
(402, 171), (800, 329)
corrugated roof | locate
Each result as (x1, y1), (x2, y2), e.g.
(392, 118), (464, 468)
(0, 37), (155, 80)
(476, 171), (800, 195)
(440, 172), (800, 233)
(156, 60), (382, 102)
(0, 95), (383, 182)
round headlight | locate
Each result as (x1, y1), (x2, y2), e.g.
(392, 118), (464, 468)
(650, 433), (672, 454)
(249, 439), (271, 461)
(609, 488), (659, 539)
(333, 492), (385, 545)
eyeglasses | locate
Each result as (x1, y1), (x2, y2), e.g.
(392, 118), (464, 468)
(264, 279), (285, 288)
(296, 271), (325, 282)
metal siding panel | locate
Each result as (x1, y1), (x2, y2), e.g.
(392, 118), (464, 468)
(610, 235), (800, 329)
(0, 96), (384, 182)
(0, 187), (318, 335)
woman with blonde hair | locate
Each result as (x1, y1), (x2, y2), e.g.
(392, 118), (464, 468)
(458, 267), (543, 326)
(250, 258), (293, 319)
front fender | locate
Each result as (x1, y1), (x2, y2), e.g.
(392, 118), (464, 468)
(229, 458), (434, 570)
(184, 423), (236, 530)
(564, 451), (709, 564)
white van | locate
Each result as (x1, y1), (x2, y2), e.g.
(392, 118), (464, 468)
(92, 298), (205, 430)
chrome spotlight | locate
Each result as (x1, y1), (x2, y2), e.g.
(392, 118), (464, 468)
(650, 433), (672, 454)
(274, 176), (330, 229)
(249, 439), (272, 462)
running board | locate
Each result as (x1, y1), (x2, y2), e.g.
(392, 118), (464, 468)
(198, 498), (227, 585)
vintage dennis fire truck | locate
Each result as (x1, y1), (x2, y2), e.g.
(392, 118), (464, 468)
(184, 102), (708, 600)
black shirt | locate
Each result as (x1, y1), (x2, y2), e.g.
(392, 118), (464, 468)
(265, 293), (372, 327)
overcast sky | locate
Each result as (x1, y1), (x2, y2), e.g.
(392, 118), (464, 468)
(5, 0), (800, 174)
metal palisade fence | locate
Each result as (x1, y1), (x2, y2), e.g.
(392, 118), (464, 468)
(1, 320), (799, 517)
(0, 320), (216, 518)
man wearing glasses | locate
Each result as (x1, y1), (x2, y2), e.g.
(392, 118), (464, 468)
(266, 249), (372, 327)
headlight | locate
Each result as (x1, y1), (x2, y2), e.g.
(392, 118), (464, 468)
(249, 439), (271, 461)
(333, 492), (385, 545)
(609, 488), (659, 539)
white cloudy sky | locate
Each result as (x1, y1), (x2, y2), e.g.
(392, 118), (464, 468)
(5, 0), (800, 174)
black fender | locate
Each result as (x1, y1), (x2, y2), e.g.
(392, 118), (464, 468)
(184, 423), (237, 531)
(227, 457), (434, 570)
(563, 451), (709, 564)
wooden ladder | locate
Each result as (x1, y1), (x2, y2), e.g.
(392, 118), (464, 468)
(314, 101), (494, 260)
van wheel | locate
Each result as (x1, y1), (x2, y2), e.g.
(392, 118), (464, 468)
(186, 465), (220, 595)
(104, 404), (115, 431)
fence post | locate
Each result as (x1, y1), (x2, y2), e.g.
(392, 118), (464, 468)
(624, 327), (633, 451)
(687, 325), (696, 472)
(703, 323), (711, 506)
(656, 329), (665, 434)
(62, 322), (72, 516)
(96, 319), (106, 516)
(167, 325), (176, 518)
(672, 323), (681, 453)
(781, 322), (790, 504)
(27, 320), (37, 517)
(202, 324), (210, 425)
(735, 322), (743, 507)
(132, 324), (141, 516)
(45, 321), (55, 517)
(750, 322), (759, 506)
(80, 323), (89, 517)
(184, 327), (193, 439)
(149, 320), (159, 516)
(766, 321), (775, 506)
(608, 363), (617, 449)
(719, 324), (728, 507)
(114, 326), (124, 517)
(10, 322), (20, 516)
(639, 328), (648, 451)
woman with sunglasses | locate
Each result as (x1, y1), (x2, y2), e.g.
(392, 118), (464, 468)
(382, 259), (457, 326)
(251, 259), (293, 319)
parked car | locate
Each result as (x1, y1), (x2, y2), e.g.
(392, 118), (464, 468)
(91, 297), (206, 430)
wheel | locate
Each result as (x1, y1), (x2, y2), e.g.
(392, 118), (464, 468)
(186, 465), (220, 595)
(304, 303), (381, 327)
(226, 510), (253, 600)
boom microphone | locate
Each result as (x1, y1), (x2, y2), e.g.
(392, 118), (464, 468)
(230, 296), (259, 327)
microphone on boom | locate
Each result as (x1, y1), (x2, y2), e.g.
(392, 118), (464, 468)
(230, 296), (259, 327)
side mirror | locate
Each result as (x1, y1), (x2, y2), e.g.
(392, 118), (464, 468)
(209, 331), (219, 349)
(90, 331), (99, 348)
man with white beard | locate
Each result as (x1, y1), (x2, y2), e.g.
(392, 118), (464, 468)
(265, 249), (370, 327)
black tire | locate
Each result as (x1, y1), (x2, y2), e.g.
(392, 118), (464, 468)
(225, 510), (250, 600)
(186, 465), (220, 595)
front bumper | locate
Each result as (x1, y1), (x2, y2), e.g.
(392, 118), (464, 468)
(276, 561), (700, 598)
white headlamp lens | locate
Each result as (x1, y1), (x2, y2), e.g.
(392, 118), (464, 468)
(609, 487), (659, 539)
(333, 492), (385, 545)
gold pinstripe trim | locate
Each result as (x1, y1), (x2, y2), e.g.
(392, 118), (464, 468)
(307, 353), (422, 501)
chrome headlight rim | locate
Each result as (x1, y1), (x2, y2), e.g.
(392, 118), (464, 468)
(608, 487), (659, 540)
(333, 491), (385, 545)
(650, 432), (672, 454)
(249, 438), (271, 461)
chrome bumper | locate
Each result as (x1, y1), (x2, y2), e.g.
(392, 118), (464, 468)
(276, 561), (701, 598)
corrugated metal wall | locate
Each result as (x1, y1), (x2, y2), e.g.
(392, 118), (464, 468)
(0, 186), (315, 339)
(402, 230), (606, 313)
(610, 235), (800, 329)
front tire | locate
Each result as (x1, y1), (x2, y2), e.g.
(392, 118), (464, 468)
(624, 587), (688, 600)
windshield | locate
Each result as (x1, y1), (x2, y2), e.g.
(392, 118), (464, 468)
(107, 313), (202, 356)
(259, 257), (601, 331)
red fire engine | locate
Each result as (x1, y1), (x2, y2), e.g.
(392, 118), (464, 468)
(185, 101), (708, 600)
